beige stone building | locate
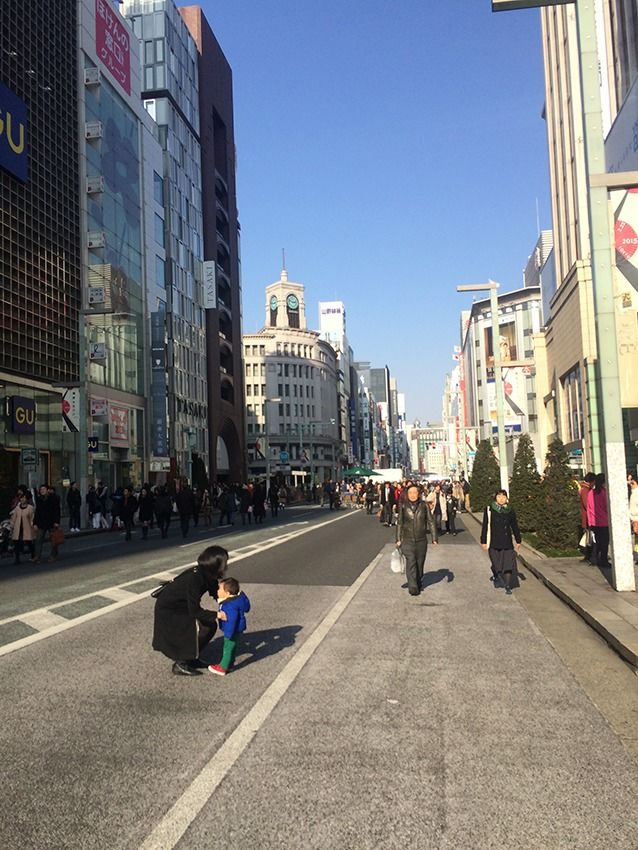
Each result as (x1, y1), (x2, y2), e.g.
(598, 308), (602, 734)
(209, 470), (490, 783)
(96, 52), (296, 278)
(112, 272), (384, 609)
(536, 2), (638, 474)
(243, 271), (340, 486)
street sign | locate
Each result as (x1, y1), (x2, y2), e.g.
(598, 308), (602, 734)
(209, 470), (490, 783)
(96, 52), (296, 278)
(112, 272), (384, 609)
(88, 435), (99, 452)
(279, 451), (289, 462)
(276, 464), (291, 472)
(20, 448), (38, 467)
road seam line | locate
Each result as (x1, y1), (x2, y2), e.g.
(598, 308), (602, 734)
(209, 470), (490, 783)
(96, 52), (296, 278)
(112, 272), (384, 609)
(137, 547), (386, 850)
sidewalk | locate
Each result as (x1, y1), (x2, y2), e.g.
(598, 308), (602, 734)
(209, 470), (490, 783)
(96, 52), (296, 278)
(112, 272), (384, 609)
(463, 510), (638, 667)
(179, 532), (638, 849)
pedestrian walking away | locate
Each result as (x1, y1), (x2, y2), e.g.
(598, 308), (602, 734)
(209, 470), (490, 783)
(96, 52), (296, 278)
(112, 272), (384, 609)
(481, 489), (522, 595)
(10, 491), (35, 564)
(32, 484), (61, 563)
(152, 545), (230, 676)
(154, 486), (172, 539)
(587, 473), (611, 569)
(396, 483), (438, 596)
(66, 481), (82, 532)
(137, 486), (154, 539)
(175, 483), (195, 538)
(208, 576), (251, 677)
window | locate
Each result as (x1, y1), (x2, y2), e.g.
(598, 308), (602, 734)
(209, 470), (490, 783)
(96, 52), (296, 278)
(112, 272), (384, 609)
(154, 214), (165, 247)
(278, 383), (283, 395)
(292, 365), (297, 377)
(284, 386), (290, 397)
(246, 385), (252, 396)
(561, 366), (583, 442)
(155, 255), (166, 288)
(279, 404), (284, 416)
(286, 404), (291, 416)
(247, 404), (253, 416)
(153, 171), (164, 205)
(259, 345), (265, 355)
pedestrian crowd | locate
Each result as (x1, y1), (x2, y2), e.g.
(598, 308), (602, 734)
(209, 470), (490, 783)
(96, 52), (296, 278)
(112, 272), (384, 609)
(577, 470), (638, 568)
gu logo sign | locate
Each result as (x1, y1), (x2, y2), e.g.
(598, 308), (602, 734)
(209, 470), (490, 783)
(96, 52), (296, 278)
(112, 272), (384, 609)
(8, 396), (36, 434)
(0, 82), (28, 182)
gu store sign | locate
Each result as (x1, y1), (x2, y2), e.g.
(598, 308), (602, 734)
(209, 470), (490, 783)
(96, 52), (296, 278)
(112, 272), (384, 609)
(0, 82), (28, 182)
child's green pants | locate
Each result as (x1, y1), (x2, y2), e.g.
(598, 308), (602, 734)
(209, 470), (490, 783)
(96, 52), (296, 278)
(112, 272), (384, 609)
(221, 635), (239, 670)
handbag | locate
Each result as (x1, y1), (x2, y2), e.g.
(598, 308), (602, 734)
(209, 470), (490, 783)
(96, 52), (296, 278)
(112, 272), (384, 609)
(390, 548), (406, 574)
(50, 527), (65, 547)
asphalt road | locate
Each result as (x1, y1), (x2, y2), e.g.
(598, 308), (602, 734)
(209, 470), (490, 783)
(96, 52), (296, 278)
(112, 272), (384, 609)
(2, 508), (638, 850)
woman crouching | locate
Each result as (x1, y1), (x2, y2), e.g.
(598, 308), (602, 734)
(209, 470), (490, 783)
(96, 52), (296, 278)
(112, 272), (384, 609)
(153, 545), (229, 676)
(480, 490), (522, 596)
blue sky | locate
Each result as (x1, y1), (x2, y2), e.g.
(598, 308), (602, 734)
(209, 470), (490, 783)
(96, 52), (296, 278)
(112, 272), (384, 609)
(193, 0), (549, 423)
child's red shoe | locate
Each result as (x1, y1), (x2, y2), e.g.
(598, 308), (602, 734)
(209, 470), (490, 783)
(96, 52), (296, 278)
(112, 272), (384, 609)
(208, 664), (227, 676)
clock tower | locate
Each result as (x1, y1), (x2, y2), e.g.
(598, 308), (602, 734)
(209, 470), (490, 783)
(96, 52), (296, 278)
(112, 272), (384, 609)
(264, 269), (307, 330)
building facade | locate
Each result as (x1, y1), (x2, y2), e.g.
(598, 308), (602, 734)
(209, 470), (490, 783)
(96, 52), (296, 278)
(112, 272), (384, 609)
(243, 272), (340, 486)
(0, 0), (81, 516)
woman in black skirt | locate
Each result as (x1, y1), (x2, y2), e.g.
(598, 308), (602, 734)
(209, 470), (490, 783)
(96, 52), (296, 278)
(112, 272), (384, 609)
(480, 489), (522, 596)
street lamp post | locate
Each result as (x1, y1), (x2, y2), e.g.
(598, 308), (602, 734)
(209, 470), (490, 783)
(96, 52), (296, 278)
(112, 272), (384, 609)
(264, 397), (282, 497)
(492, 0), (635, 590)
(457, 282), (509, 490)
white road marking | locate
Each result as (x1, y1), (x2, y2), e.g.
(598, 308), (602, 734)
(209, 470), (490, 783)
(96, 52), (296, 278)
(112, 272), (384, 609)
(19, 610), (69, 631)
(0, 510), (357, 657)
(99, 587), (140, 602)
(137, 548), (385, 850)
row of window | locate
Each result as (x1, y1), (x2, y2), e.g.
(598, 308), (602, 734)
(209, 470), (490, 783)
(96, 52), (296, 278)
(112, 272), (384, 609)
(246, 404), (317, 420)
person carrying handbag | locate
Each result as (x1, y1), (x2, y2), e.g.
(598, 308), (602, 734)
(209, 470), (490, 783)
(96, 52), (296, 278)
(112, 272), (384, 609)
(396, 483), (438, 596)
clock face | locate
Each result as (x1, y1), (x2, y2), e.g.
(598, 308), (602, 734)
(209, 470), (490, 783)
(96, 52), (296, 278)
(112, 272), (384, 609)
(270, 295), (278, 310)
(286, 294), (299, 310)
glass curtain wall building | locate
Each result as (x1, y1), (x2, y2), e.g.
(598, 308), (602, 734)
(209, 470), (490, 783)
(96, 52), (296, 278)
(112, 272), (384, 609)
(0, 0), (81, 516)
(124, 0), (209, 483)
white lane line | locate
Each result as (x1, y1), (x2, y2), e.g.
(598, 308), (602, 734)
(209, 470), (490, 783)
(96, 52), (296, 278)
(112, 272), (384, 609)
(19, 610), (69, 631)
(0, 510), (358, 657)
(137, 547), (386, 850)
(99, 587), (140, 602)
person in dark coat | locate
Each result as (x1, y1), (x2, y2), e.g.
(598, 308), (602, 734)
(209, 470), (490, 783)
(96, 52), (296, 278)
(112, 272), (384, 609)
(396, 484), (438, 595)
(252, 482), (266, 524)
(33, 484), (61, 563)
(137, 487), (155, 539)
(153, 545), (229, 676)
(175, 484), (195, 538)
(154, 486), (173, 539)
(239, 484), (252, 526)
(267, 482), (280, 518)
(66, 481), (82, 532)
(481, 489), (522, 595)
(120, 487), (138, 541)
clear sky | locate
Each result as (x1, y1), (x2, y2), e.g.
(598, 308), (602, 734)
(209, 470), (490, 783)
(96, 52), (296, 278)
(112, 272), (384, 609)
(192, 0), (550, 423)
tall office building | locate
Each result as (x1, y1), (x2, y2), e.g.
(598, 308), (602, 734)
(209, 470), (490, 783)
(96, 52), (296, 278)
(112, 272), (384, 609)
(319, 301), (351, 466)
(180, 6), (245, 483)
(124, 0), (209, 482)
(0, 0), (81, 514)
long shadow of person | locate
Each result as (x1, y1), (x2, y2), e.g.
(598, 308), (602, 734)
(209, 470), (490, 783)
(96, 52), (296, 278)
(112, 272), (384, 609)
(200, 625), (302, 670)
(421, 569), (455, 590)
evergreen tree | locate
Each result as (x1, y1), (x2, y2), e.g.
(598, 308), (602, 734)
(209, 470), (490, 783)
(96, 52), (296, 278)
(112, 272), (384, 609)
(509, 433), (541, 532)
(536, 438), (581, 550)
(469, 439), (500, 513)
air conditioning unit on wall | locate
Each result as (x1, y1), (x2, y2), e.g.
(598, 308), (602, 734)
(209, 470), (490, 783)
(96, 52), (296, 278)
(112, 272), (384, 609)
(84, 67), (101, 86)
(85, 121), (103, 140)
(86, 175), (104, 194)
(87, 231), (105, 249)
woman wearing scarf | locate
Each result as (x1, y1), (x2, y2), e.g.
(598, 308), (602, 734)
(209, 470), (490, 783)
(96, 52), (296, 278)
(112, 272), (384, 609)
(481, 489), (522, 595)
(396, 483), (438, 596)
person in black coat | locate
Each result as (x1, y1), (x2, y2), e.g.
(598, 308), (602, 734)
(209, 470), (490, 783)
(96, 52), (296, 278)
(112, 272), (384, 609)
(175, 484), (195, 538)
(120, 487), (138, 541)
(267, 482), (280, 518)
(33, 484), (61, 563)
(252, 482), (266, 524)
(66, 482), (82, 532)
(396, 484), (438, 595)
(480, 489), (522, 595)
(137, 487), (155, 539)
(153, 545), (229, 676)
(154, 486), (173, 539)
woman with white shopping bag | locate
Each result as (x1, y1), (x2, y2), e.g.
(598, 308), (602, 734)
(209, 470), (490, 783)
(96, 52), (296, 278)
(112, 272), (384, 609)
(395, 484), (438, 596)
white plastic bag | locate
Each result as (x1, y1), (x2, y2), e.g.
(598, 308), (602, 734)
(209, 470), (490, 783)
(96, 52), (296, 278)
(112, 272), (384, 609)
(390, 548), (406, 574)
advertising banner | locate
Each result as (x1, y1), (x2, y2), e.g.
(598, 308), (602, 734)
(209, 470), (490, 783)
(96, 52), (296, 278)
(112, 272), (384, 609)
(62, 388), (81, 433)
(486, 367), (527, 434)
(96, 0), (131, 95)
(484, 321), (517, 366)
(109, 405), (129, 444)
(611, 189), (638, 407)
(203, 261), (216, 309)
(91, 398), (109, 417)
(9, 396), (35, 435)
(0, 82), (28, 182)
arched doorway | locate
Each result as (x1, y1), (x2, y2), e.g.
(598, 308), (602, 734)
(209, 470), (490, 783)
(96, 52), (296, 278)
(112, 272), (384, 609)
(214, 418), (243, 483)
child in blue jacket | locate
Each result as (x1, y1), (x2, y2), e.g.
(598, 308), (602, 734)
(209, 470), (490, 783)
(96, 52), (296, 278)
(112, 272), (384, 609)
(208, 577), (250, 676)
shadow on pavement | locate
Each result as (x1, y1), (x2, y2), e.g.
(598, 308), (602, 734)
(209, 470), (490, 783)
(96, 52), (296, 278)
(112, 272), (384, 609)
(422, 568), (455, 589)
(201, 625), (302, 670)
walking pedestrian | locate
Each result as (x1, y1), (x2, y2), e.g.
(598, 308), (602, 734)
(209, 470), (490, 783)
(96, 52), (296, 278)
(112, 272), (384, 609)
(579, 472), (596, 563)
(152, 545), (229, 676)
(587, 473), (610, 568)
(138, 486), (154, 539)
(365, 479), (376, 514)
(268, 482), (280, 518)
(629, 478), (638, 564)
(176, 483), (195, 538)
(446, 491), (458, 535)
(252, 481), (266, 524)
(154, 486), (172, 539)
(10, 490), (35, 564)
(396, 483), (438, 596)
(120, 487), (138, 541)
(66, 481), (82, 532)
(481, 489), (522, 595)
(239, 484), (252, 526)
(426, 483), (448, 536)
(33, 484), (61, 563)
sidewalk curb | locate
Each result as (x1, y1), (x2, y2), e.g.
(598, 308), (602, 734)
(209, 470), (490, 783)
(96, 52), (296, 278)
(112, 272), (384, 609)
(464, 511), (638, 668)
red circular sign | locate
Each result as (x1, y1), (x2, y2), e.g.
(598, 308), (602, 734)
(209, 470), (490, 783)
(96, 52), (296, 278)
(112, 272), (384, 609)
(62, 399), (71, 414)
(615, 219), (638, 260)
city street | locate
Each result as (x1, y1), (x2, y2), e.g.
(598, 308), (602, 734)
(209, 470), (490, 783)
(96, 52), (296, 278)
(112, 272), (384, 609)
(2, 507), (638, 850)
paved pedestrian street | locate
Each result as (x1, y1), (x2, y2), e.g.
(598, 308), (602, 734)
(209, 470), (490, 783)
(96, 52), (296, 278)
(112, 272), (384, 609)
(1, 509), (637, 849)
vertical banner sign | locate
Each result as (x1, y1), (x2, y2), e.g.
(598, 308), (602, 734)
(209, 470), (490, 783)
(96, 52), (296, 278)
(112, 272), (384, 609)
(203, 260), (217, 309)
(611, 189), (638, 408)
(62, 388), (81, 433)
(0, 82), (28, 182)
(9, 396), (35, 434)
(95, 0), (131, 95)
(109, 405), (130, 445)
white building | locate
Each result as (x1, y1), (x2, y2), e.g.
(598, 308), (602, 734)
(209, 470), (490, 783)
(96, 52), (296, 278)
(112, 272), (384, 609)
(319, 300), (351, 466)
(243, 271), (340, 486)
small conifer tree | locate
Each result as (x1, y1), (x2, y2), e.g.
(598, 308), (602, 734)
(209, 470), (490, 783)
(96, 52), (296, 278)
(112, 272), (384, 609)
(469, 439), (500, 513)
(509, 433), (541, 532)
(536, 438), (581, 550)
